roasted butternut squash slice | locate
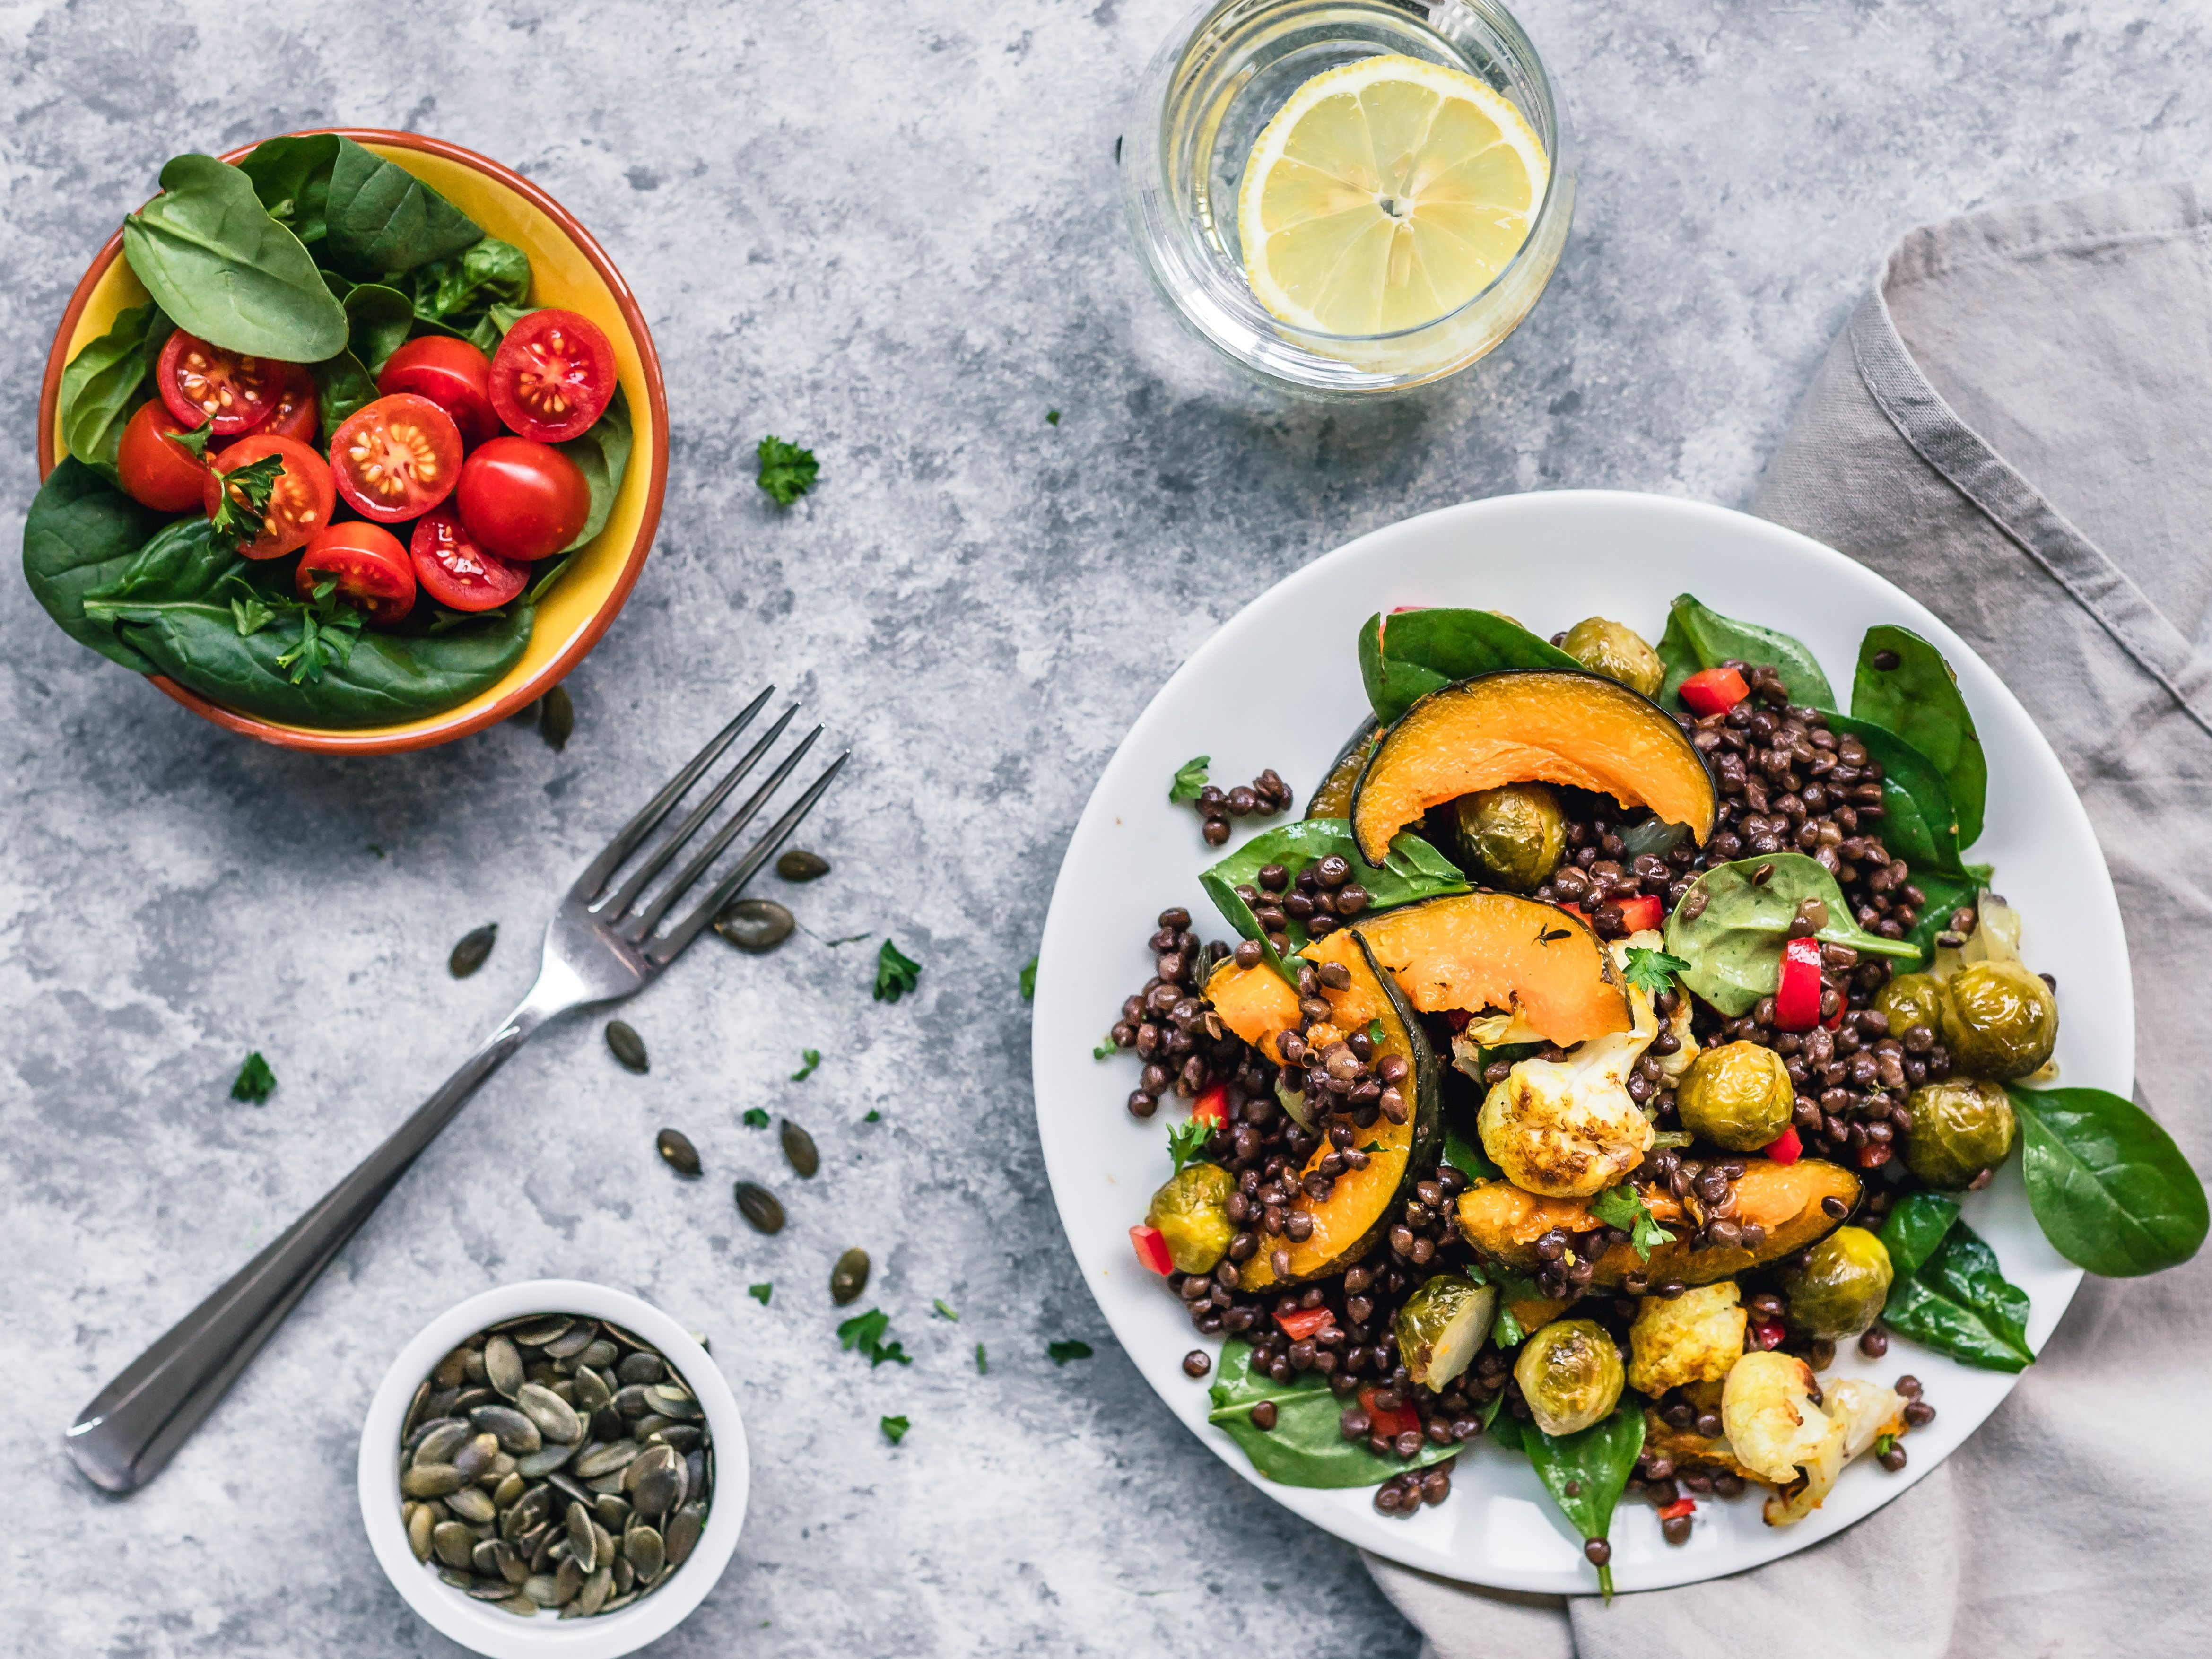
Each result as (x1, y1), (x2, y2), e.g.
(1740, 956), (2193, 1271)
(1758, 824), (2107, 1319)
(1238, 934), (1441, 1289)
(1349, 669), (1717, 865)
(1454, 1157), (1860, 1287)
(1204, 893), (1631, 1060)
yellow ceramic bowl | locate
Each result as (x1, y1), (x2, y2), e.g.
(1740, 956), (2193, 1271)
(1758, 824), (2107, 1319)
(35, 129), (668, 754)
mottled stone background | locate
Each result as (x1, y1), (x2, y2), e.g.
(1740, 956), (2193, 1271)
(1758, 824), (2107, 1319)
(3, 2), (2205, 1654)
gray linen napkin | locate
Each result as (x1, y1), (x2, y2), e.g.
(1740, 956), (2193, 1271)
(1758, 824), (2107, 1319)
(1367, 180), (2212, 1658)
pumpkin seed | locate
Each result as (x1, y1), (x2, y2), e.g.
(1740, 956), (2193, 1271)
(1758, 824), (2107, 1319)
(575, 1338), (618, 1371)
(781, 1119), (820, 1177)
(644, 1383), (702, 1420)
(553, 1555), (584, 1606)
(613, 1554), (636, 1596)
(434, 1521), (478, 1571)
(650, 1424), (704, 1453)
(572, 1367), (614, 1413)
(453, 1432), (500, 1480)
(656, 1129), (702, 1178)
(544, 1321), (599, 1360)
(606, 1021), (649, 1073)
(733, 1181), (786, 1234)
(523, 1573), (560, 1607)
(663, 1503), (704, 1568)
(449, 923), (497, 978)
(401, 1463), (465, 1499)
(466, 1575), (521, 1601)
(831, 1247), (871, 1304)
(494, 1595), (539, 1617)
(566, 1501), (598, 1573)
(517, 1383), (583, 1444)
(514, 1442), (571, 1478)
(616, 1352), (663, 1386)
(594, 1493), (633, 1531)
(502, 1316), (574, 1346)
(576, 1564), (613, 1618)
(714, 897), (795, 953)
(776, 848), (831, 881)
(632, 1451), (686, 1520)
(483, 1335), (524, 1400)
(401, 1380), (431, 1443)
(492, 1471), (526, 1511)
(407, 1503), (435, 1562)
(542, 684), (575, 751)
(413, 1421), (470, 1468)
(625, 1524), (666, 1581)
(574, 1440), (642, 1479)
(448, 1485), (497, 1525)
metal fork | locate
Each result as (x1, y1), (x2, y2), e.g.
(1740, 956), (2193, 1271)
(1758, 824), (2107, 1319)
(65, 689), (846, 1494)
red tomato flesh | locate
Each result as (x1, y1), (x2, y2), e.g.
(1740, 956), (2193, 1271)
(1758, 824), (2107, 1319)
(257, 364), (319, 446)
(298, 522), (416, 625)
(115, 400), (209, 512)
(1129, 1225), (1174, 1277)
(1274, 1306), (1337, 1340)
(157, 330), (279, 435)
(204, 434), (335, 560)
(490, 308), (615, 442)
(330, 393), (463, 523)
(378, 334), (500, 447)
(410, 512), (528, 612)
(455, 435), (590, 561)
(1679, 666), (1750, 717)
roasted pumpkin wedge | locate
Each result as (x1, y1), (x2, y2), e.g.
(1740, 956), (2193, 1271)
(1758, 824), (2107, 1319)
(1204, 893), (1631, 1059)
(1349, 669), (1718, 865)
(1454, 1157), (1861, 1287)
(1307, 720), (1381, 820)
(1238, 934), (1440, 1289)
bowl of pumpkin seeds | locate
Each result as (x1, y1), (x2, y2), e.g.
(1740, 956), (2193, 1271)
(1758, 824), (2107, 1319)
(359, 1280), (747, 1658)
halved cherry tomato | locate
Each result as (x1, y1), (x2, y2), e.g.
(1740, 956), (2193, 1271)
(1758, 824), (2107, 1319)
(1615, 894), (1665, 933)
(455, 435), (590, 561)
(1679, 665), (1750, 717)
(157, 330), (279, 435)
(257, 364), (319, 445)
(378, 335), (501, 447)
(330, 393), (463, 523)
(490, 308), (615, 442)
(115, 400), (209, 512)
(1275, 1306), (1337, 1341)
(1129, 1224), (1174, 1277)
(203, 434), (335, 560)
(410, 512), (528, 612)
(298, 522), (416, 625)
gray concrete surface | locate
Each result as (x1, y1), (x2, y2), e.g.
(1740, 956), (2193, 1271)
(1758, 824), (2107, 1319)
(4, 2), (2207, 1655)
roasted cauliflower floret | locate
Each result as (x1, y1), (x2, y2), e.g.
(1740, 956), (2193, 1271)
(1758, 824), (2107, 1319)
(1721, 1350), (1844, 1487)
(1627, 1283), (1746, 1396)
(1478, 954), (1658, 1197)
(1765, 1376), (1907, 1526)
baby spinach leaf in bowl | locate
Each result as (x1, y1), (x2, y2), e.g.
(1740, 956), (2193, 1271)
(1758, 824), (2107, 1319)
(555, 386), (635, 554)
(1663, 853), (1918, 1016)
(322, 135), (484, 278)
(56, 300), (169, 482)
(1359, 608), (1580, 725)
(1655, 593), (1837, 712)
(21, 458), (168, 671)
(122, 154), (348, 362)
(1853, 624), (1988, 848)
(309, 352), (379, 442)
(237, 132), (340, 244)
(341, 283), (417, 375)
(2007, 1085), (2209, 1277)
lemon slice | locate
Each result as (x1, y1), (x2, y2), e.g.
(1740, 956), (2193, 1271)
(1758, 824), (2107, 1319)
(1238, 54), (1548, 336)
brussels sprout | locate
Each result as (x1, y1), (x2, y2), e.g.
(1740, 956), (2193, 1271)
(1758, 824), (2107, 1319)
(1902, 1077), (2016, 1189)
(1939, 960), (2058, 1080)
(1676, 1041), (1794, 1151)
(1397, 1274), (1498, 1391)
(1146, 1163), (1236, 1273)
(1875, 972), (1951, 1042)
(1560, 617), (1665, 698)
(1512, 1316), (1624, 1436)
(1780, 1225), (1893, 1340)
(1451, 783), (1566, 893)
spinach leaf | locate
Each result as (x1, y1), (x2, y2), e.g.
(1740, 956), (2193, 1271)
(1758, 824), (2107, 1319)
(1900, 866), (1982, 970)
(309, 352), (378, 443)
(1359, 608), (1581, 725)
(342, 282), (416, 375)
(1655, 594), (1837, 712)
(1522, 1408), (1645, 1599)
(1853, 625), (1987, 848)
(322, 136), (484, 278)
(1825, 713), (1973, 877)
(1199, 817), (1467, 982)
(554, 385), (634, 553)
(1879, 1202), (2034, 1372)
(1442, 1119), (1501, 1183)
(405, 235), (531, 334)
(20, 459), (170, 671)
(122, 154), (348, 362)
(1206, 1339), (1457, 1487)
(2008, 1085), (2209, 1277)
(56, 300), (170, 481)
(237, 133), (340, 244)
(1663, 853), (1918, 1015)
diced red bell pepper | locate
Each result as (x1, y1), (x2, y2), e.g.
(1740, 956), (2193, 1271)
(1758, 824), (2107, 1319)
(1775, 936), (1823, 1030)
(1679, 666), (1750, 716)
(1763, 1125), (1803, 1165)
(1749, 1317), (1786, 1350)
(1616, 894), (1664, 933)
(1359, 1386), (1422, 1439)
(1657, 1497), (1698, 1521)
(1275, 1305), (1337, 1340)
(1192, 1083), (1229, 1129)
(1130, 1224), (1174, 1277)
(1557, 902), (1588, 923)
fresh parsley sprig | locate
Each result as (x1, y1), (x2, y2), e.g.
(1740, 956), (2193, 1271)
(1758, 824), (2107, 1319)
(756, 435), (819, 505)
(1590, 1183), (1677, 1262)
(837, 1307), (912, 1367)
(1169, 755), (1210, 804)
(1166, 1116), (1212, 1173)
(206, 451), (286, 554)
(273, 578), (365, 685)
(873, 939), (921, 1001)
(1621, 946), (1692, 999)
(230, 1051), (275, 1103)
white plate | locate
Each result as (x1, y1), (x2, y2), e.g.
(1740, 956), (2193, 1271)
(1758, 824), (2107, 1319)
(1031, 490), (2127, 1593)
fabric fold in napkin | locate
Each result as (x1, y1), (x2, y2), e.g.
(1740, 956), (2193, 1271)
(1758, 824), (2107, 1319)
(1367, 179), (2212, 1659)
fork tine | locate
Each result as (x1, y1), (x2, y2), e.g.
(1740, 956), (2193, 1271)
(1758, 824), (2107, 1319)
(595, 704), (799, 921)
(623, 726), (823, 941)
(647, 752), (850, 966)
(573, 686), (775, 900)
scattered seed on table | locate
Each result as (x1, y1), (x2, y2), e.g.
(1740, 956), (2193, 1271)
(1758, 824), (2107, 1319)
(733, 1181), (785, 1233)
(450, 924), (498, 978)
(831, 1248), (870, 1305)
(715, 898), (794, 953)
(656, 1129), (701, 1178)
(606, 1022), (648, 1073)
(541, 685), (575, 751)
(781, 1120), (819, 1177)
(775, 849), (830, 881)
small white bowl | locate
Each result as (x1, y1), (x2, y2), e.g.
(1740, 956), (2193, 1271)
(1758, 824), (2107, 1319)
(359, 1280), (749, 1659)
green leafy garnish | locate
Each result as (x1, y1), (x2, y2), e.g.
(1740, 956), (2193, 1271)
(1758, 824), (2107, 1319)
(864, 1109), (882, 1122)
(1590, 1183), (1676, 1262)
(1877, 1194), (2034, 1371)
(742, 1106), (770, 1128)
(1853, 624), (1988, 848)
(1166, 1117), (1212, 1173)
(1199, 818), (1467, 982)
(837, 1307), (913, 1367)
(1019, 956), (1037, 1001)
(975, 1342), (988, 1373)
(1621, 946), (1691, 999)
(1092, 1035), (1115, 1060)
(272, 577), (366, 686)
(170, 418), (214, 460)
(933, 1299), (959, 1321)
(206, 452), (286, 553)
(1359, 608), (1581, 726)
(2007, 1084), (2208, 1276)
(1169, 755), (1211, 804)
(1875, 1433), (1897, 1458)
(230, 1051), (275, 1103)
(1045, 409), (1060, 425)
(1366, 1018), (1385, 1046)
(791, 1049), (821, 1082)
(880, 1415), (910, 1444)
(873, 938), (921, 1002)
(1207, 1339), (1458, 1487)
(748, 1283), (772, 1305)
(1047, 1339), (1094, 1364)
(756, 435), (819, 505)
(230, 596), (274, 638)
(1522, 1409), (1646, 1599)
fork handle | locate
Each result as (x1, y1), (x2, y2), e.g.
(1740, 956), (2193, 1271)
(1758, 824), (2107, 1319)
(64, 988), (566, 1493)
